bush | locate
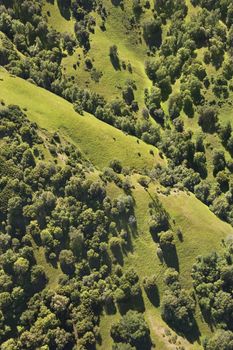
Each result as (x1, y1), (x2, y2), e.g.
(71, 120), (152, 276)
(109, 159), (122, 173)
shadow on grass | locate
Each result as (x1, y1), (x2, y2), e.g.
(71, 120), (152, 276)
(104, 300), (117, 315)
(145, 285), (160, 307)
(166, 317), (201, 344)
(122, 228), (134, 254)
(101, 249), (112, 273)
(183, 318), (201, 344)
(57, 0), (71, 20)
(111, 0), (124, 9)
(118, 293), (145, 315)
(112, 245), (124, 266)
(162, 245), (180, 272)
(199, 305), (215, 332)
(110, 55), (121, 70)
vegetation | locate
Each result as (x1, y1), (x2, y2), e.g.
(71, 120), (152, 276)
(0, 0), (233, 349)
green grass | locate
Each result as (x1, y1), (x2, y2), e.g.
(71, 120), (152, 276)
(42, 0), (75, 34)
(32, 243), (64, 290)
(0, 68), (164, 171)
(159, 191), (233, 288)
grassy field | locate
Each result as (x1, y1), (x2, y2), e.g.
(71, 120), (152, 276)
(0, 68), (164, 171)
(42, 0), (74, 34)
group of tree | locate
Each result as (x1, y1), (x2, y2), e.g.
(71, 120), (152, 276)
(0, 104), (149, 349)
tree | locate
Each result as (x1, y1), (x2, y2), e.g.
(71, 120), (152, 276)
(227, 135), (233, 155)
(111, 311), (151, 349)
(196, 135), (205, 152)
(13, 257), (29, 276)
(110, 45), (118, 59)
(213, 150), (225, 175)
(159, 231), (174, 249)
(31, 265), (47, 288)
(206, 330), (233, 350)
(212, 290), (233, 327)
(110, 45), (120, 69)
(182, 75), (202, 104)
(211, 197), (229, 221)
(132, 0), (142, 17)
(168, 93), (183, 119)
(216, 171), (229, 191)
(163, 268), (179, 286)
(194, 181), (211, 204)
(51, 294), (69, 314)
(69, 228), (83, 258)
(59, 250), (75, 275)
(183, 93), (194, 117)
(143, 275), (157, 293)
(161, 288), (195, 332)
(198, 107), (218, 133)
(122, 85), (134, 105)
(145, 86), (162, 116)
(193, 152), (207, 177)
(0, 292), (12, 311)
(88, 181), (106, 201)
(109, 237), (122, 253)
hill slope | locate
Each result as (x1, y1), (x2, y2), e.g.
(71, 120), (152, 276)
(1, 70), (233, 349)
(0, 68), (164, 170)
(1, 0), (233, 349)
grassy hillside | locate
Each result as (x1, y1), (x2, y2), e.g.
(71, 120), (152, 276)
(0, 68), (164, 170)
(98, 178), (233, 349)
(1, 0), (233, 349)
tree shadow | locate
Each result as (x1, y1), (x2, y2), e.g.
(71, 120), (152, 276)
(162, 246), (179, 272)
(101, 249), (112, 273)
(149, 227), (160, 243)
(122, 228), (134, 254)
(118, 293), (145, 315)
(110, 55), (121, 70)
(160, 84), (172, 102)
(136, 337), (152, 350)
(104, 300), (117, 315)
(145, 284), (160, 307)
(182, 318), (201, 344)
(177, 231), (184, 242)
(57, 0), (71, 20)
(112, 245), (124, 266)
(111, 0), (122, 6)
(166, 316), (201, 344)
(199, 306), (214, 331)
(143, 26), (162, 50)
